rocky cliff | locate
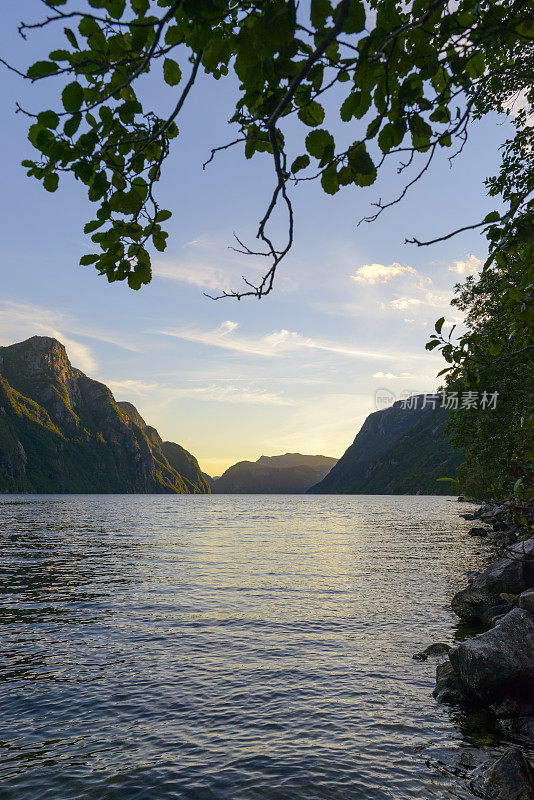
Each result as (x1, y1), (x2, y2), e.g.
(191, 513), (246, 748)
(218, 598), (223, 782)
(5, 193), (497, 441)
(211, 453), (338, 494)
(309, 398), (463, 495)
(0, 336), (209, 494)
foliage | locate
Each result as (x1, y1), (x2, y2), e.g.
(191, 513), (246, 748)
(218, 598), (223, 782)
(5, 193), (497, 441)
(427, 211), (534, 501)
(5, 0), (532, 294)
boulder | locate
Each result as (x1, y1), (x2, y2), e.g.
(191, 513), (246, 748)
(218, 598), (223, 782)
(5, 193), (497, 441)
(519, 590), (534, 615)
(452, 537), (534, 622)
(449, 608), (534, 704)
(476, 748), (534, 800)
(432, 661), (463, 704)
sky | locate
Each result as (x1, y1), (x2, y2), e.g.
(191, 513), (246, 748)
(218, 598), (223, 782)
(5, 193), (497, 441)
(0, 2), (512, 476)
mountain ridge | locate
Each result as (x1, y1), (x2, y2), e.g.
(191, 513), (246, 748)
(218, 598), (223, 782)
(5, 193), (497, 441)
(211, 453), (338, 494)
(308, 397), (463, 495)
(0, 336), (209, 494)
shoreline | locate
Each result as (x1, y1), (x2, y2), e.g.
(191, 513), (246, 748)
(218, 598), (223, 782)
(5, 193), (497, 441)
(429, 500), (534, 797)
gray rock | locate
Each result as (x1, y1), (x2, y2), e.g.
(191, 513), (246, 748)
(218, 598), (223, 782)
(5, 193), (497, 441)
(497, 717), (534, 742)
(433, 660), (462, 704)
(449, 608), (534, 704)
(452, 537), (534, 622)
(478, 748), (534, 800)
(519, 590), (534, 615)
(413, 642), (451, 661)
(469, 526), (490, 537)
(452, 588), (512, 626)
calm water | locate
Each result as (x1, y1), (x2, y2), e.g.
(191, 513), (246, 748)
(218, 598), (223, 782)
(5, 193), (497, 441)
(0, 495), (508, 799)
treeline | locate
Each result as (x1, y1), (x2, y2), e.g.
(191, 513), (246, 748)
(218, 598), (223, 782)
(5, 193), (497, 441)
(428, 212), (533, 503)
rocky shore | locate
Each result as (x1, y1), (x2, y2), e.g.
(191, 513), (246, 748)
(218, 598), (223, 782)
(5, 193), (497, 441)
(429, 500), (534, 798)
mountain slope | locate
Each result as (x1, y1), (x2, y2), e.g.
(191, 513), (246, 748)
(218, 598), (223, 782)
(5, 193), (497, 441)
(211, 453), (338, 494)
(117, 403), (209, 493)
(309, 399), (463, 495)
(0, 336), (209, 494)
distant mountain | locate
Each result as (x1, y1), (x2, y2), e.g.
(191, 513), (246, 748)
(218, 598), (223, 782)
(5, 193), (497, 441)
(0, 336), (209, 494)
(308, 399), (463, 495)
(211, 453), (338, 494)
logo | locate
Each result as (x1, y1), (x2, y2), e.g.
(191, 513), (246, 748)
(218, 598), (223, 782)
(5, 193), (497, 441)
(374, 388), (396, 410)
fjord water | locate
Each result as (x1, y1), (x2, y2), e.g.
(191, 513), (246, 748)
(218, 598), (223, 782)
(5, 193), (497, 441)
(0, 495), (504, 799)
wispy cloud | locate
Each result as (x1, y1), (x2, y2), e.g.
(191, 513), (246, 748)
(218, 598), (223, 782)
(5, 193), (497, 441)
(351, 262), (417, 284)
(159, 320), (403, 360)
(106, 379), (161, 395)
(152, 235), (270, 293)
(373, 371), (413, 379)
(106, 376), (294, 406)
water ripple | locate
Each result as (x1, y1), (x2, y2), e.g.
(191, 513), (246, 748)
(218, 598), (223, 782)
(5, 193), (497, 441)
(0, 495), (506, 799)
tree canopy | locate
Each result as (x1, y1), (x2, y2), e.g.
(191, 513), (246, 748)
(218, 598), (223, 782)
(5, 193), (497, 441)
(4, 0), (533, 295)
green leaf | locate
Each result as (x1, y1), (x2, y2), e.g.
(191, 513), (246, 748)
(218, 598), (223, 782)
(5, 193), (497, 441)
(64, 26), (79, 49)
(84, 219), (105, 233)
(310, 0), (332, 28)
(347, 144), (374, 175)
(320, 164), (339, 195)
(155, 209), (173, 222)
(163, 58), (182, 86)
(27, 61), (59, 79)
(62, 82), (84, 113)
(291, 154), (310, 173)
(43, 173), (59, 193)
(64, 113), (82, 137)
(344, 1), (366, 33)
(466, 51), (485, 79)
(38, 110), (60, 129)
(340, 90), (371, 122)
(484, 211), (500, 223)
(152, 231), (168, 252)
(425, 340), (440, 350)
(305, 129), (334, 160)
(80, 254), (100, 265)
(435, 316), (445, 334)
(298, 101), (325, 127)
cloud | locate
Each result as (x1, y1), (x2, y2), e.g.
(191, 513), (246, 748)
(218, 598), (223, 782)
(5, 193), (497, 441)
(448, 254), (483, 275)
(389, 297), (423, 310)
(373, 371), (413, 379)
(152, 236), (272, 293)
(351, 262), (417, 284)
(56, 335), (97, 373)
(153, 259), (234, 291)
(106, 379), (161, 396)
(106, 375), (294, 406)
(159, 320), (403, 361)
(175, 385), (295, 406)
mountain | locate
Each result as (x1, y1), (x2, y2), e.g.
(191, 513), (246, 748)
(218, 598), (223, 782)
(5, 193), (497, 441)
(0, 336), (209, 494)
(211, 453), (338, 494)
(308, 398), (463, 495)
